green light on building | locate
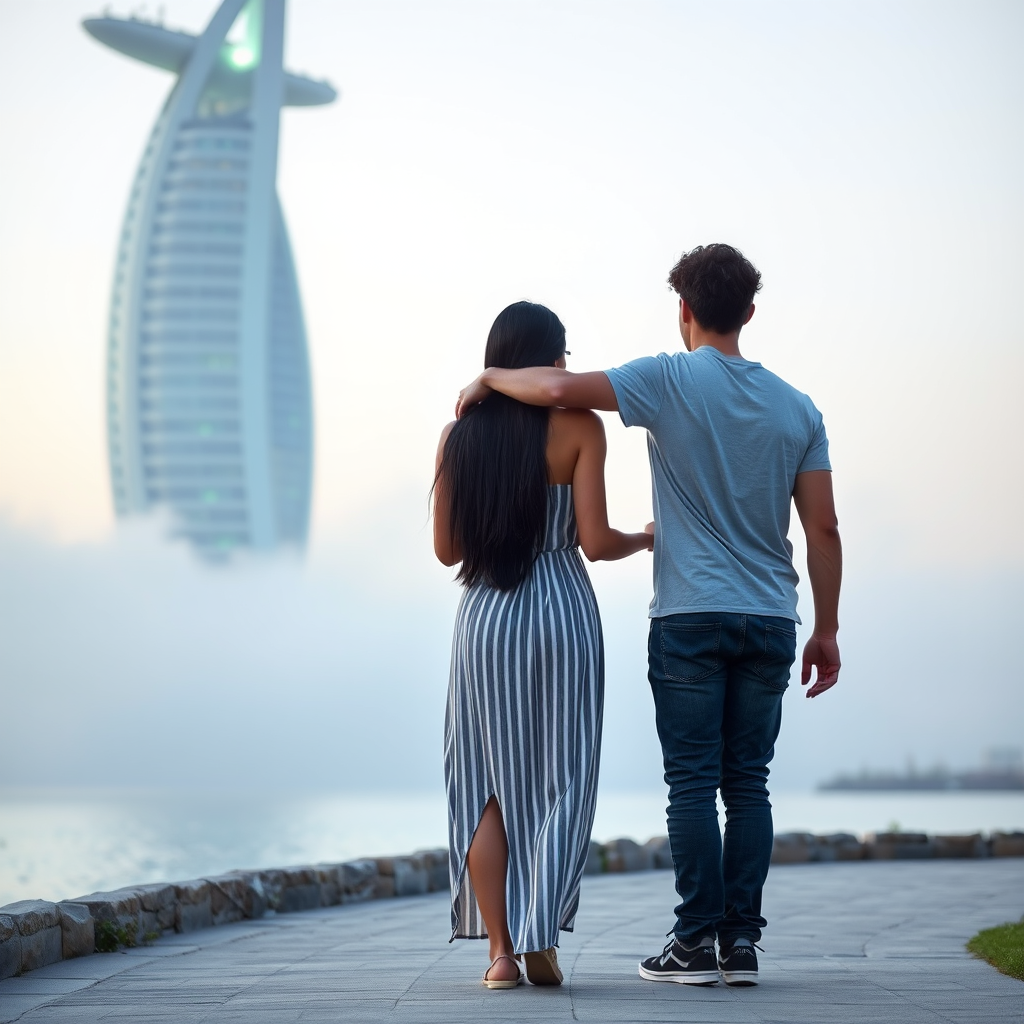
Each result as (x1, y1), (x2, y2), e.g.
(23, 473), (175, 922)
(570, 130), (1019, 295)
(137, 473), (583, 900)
(228, 45), (256, 69)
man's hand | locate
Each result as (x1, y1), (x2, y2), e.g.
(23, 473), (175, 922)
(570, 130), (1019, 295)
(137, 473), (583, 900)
(456, 375), (491, 419)
(801, 635), (840, 698)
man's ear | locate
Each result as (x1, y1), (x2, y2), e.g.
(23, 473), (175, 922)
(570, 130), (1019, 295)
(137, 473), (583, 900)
(742, 303), (755, 326)
(680, 299), (694, 324)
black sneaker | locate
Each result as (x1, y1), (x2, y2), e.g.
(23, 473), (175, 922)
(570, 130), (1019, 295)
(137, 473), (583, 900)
(638, 936), (720, 985)
(718, 939), (759, 985)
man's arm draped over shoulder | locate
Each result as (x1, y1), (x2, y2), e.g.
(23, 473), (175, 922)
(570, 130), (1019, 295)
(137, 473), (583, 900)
(456, 368), (618, 417)
(793, 470), (843, 698)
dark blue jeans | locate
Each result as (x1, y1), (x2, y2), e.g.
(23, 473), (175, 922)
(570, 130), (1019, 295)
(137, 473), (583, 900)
(648, 613), (796, 947)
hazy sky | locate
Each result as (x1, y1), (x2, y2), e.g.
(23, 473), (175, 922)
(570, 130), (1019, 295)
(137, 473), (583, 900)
(0, 0), (1021, 794)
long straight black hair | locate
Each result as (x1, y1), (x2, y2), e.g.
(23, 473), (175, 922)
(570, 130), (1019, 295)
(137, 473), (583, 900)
(436, 301), (567, 591)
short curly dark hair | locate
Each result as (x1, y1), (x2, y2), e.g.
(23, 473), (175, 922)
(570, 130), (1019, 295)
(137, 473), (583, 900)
(667, 244), (762, 334)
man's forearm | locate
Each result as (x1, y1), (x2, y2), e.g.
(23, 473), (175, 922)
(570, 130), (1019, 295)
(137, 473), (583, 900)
(806, 527), (842, 635)
(480, 366), (568, 407)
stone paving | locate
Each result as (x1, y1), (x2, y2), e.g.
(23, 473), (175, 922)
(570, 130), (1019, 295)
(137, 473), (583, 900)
(1, 859), (1021, 1023)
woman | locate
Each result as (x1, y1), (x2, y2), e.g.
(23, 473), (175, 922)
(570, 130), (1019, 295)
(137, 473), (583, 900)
(433, 301), (652, 989)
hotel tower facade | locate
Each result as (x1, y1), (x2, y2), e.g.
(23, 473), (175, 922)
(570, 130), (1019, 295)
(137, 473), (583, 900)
(84, 1), (335, 557)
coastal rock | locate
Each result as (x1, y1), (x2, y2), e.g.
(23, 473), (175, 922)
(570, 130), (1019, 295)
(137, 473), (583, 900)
(173, 880), (213, 932)
(373, 874), (396, 900)
(315, 865), (343, 907)
(276, 867), (322, 914)
(991, 831), (1024, 857)
(771, 833), (816, 864)
(413, 848), (450, 892)
(2, 902), (63, 973)
(815, 833), (864, 862)
(375, 856), (429, 897)
(0, 915), (21, 979)
(257, 869), (285, 910)
(0, 900), (61, 935)
(865, 832), (935, 860)
(934, 834), (987, 859)
(207, 873), (265, 924)
(339, 860), (378, 903)
(602, 838), (654, 873)
(69, 889), (142, 933)
(135, 883), (177, 933)
(583, 840), (603, 875)
(57, 903), (95, 959)
(645, 836), (674, 870)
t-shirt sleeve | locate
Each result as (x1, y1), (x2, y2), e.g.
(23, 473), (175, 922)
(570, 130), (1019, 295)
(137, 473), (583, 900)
(605, 356), (666, 429)
(797, 412), (832, 473)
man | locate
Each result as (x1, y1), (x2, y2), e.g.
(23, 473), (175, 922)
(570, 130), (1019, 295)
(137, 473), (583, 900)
(456, 244), (842, 987)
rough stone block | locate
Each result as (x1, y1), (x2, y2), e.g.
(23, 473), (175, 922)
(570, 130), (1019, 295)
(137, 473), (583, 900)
(0, 915), (21, 979)
(602, 838), (654, 873)
(374, 874), (396, 899)
(413, 848), (450, 892)
(68, 889), (142, 931)
(135, 883), (177, 933)
(315, 865), (342, 907)
(583, 840), (603, 875)
(815, 833), (864, 862)
(339, 860), (378, 903)
(771, 833), (816, 864)
(991, 831), (1024, 857)
(174, 880), (213, 933)
(19, 926), (63, 972)
(0, 901), (65, 972)
(58, 903), (95, 959)
(0, 939), (20, 979)
(393, 857), (430, 897)
(934, 834), (986, 859)
(276, 867), (322, 913)
(866, 832), (934, 860)
(212, 872), (266, 922)
(257, 869), (285, 910)
(0, 900), (60, 934)
(645, 836), (674, 870)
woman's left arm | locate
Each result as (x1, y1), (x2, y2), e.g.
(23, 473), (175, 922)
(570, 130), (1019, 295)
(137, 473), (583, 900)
(433, 422), (461, 566)
(571, 412), (653, 562)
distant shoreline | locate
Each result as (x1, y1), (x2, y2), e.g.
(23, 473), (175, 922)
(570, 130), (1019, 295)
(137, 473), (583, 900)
(819, 770), (1024, 793)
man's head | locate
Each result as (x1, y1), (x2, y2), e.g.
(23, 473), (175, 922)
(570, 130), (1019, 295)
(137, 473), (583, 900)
(667, 245), (762, 346)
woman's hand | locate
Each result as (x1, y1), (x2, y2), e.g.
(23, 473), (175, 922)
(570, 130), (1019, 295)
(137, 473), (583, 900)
(644, 521), (655, 551)
(456, 375), (491, 419)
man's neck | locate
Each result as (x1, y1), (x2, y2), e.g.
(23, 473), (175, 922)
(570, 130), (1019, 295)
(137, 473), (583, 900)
(689, 331), (744, 359)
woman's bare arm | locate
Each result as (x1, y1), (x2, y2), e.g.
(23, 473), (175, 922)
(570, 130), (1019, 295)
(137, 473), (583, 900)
(433, 422), (461, 566)
(568, 411), (653, 561)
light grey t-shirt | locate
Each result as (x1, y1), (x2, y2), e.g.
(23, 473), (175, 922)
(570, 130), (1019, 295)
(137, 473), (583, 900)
(606, 347), (831, 622)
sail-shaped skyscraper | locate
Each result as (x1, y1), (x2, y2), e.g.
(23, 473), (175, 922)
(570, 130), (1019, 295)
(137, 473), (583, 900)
(84, 1), (335, 558)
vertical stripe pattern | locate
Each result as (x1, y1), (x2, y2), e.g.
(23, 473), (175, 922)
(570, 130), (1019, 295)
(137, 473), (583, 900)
(444, 484), (604, 952)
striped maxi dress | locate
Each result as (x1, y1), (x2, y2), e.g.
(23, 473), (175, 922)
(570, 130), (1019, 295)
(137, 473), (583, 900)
(444, 484), (604, 952)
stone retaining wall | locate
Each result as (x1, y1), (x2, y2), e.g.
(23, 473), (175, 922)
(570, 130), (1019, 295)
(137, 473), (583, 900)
(2, 831), (1021, 979)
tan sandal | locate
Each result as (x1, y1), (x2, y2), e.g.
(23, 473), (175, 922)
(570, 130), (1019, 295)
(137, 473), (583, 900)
(482, 954), (523, 989)
(524, 946), (563, 986)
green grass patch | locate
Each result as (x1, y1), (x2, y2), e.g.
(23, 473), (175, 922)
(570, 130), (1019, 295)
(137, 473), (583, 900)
(967, 918), (1024, 982)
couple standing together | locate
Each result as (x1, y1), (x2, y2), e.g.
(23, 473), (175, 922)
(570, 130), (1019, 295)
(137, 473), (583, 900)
(432, 244), (842, 990)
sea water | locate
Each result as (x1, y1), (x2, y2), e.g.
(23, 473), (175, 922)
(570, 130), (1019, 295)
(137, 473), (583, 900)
(1, 787), (1021, 907)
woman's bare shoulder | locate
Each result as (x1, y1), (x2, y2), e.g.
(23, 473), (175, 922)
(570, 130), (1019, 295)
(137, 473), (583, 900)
(550, 407), (604, 437)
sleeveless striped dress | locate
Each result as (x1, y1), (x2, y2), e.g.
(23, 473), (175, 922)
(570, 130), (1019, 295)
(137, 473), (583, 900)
(444, 484), (604, 952)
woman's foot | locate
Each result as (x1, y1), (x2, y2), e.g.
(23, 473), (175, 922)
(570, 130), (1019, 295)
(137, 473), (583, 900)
(524, 947), (563, 986)
(482, 954), (522, 989)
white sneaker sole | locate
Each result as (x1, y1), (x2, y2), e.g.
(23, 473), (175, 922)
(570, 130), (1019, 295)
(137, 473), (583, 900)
(638, 964), (720, 985)
(721, 970), (758, 986)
